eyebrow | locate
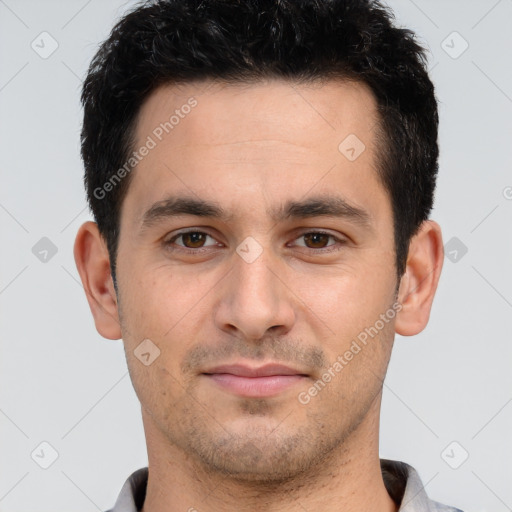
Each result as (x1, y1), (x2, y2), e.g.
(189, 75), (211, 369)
(140, 194), (373, 231)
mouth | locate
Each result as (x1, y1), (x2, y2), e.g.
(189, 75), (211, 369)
(201, 363), (309, 398)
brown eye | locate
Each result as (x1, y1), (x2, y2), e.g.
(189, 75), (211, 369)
(302, 232), (332, 249)
(166, 231), (218, 251)
(291, 231), (347, 254)
(180, 232), (208, 248)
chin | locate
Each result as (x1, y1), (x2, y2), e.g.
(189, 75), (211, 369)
(185, 427), (331, 485)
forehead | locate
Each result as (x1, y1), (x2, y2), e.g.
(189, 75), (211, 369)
(122, 78), (388, 229)
(135, 78), (378, 150)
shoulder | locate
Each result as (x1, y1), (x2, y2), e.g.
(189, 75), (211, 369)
(380, 458), (465, 512)
(430, 500), (464, 512)
(104, 467), (148, 512)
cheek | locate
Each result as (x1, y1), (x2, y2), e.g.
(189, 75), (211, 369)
(118, 269), (196, 401)
(126, 351), (183, 423)
(295, 260), (395, 329)
(295, 265), (397, 380)
(118, 264), (212, 379)
(118, 265), (185, 335)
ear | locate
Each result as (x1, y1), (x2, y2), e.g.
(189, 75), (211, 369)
(73, 221), (122, 340)
(395, 220), (444, 336)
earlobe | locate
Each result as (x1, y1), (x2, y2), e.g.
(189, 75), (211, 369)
(394, 220), (444, 337)
(73, 221), (122, 340)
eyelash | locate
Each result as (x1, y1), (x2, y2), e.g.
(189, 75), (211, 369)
(163, 229), (347, 255)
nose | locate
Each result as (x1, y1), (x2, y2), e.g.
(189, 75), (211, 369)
(214, 244), (296, 341)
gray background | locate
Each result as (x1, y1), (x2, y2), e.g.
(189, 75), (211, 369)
(1, 0), (511, 510)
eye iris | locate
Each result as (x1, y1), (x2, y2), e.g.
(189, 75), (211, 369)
(182, 232), (206, 248)
(304, 233), (329, 248)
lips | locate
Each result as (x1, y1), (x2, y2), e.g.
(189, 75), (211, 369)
(202, 363), (308, 397)
(203, 363), (307, 378)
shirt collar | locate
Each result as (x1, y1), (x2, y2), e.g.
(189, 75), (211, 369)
(107, 459), (462, 512)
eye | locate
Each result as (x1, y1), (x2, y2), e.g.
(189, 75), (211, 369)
(163, 229), (347, 255)
(291, 231), (346, 252)
(164, 230), (220, 252)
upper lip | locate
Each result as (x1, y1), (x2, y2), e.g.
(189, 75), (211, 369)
(202, 363), (307, 377)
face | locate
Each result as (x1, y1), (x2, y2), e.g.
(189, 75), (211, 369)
(114, 79), (400, 481)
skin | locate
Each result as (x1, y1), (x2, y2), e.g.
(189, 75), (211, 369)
(74, 78), (444, 512)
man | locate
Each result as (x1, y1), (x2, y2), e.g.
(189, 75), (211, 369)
(73, 0), (463, 511)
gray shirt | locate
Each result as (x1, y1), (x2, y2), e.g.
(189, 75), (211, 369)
(106, 458), (464, 512)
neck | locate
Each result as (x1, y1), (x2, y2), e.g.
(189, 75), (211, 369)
(141, 393), (397, 512)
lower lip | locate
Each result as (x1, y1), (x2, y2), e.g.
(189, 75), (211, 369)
(204, 373), (306, 397)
